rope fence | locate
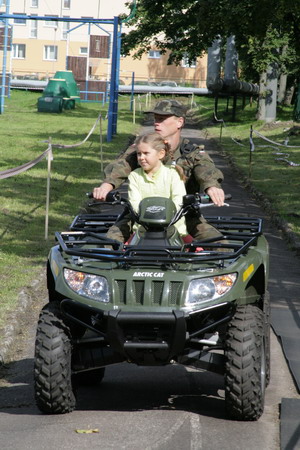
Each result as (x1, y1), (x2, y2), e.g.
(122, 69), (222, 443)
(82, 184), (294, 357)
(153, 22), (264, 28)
(0, 113), (105, 239)
(248, 126), (300, 176)
(213, 110), (300, 176)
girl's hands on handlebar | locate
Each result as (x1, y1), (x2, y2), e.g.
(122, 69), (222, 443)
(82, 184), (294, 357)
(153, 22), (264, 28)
(205, 187), (225, 207)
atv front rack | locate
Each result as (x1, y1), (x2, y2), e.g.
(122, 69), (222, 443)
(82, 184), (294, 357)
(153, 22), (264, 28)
(55, 215), (264, 265)
(70, 213), (119, 233)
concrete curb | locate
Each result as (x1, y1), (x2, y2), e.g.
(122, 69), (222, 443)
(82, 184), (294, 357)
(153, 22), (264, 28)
(0, 275), (44, 364)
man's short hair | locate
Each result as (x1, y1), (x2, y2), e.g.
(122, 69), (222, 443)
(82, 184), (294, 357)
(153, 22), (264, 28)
(146, 99), (187, 118)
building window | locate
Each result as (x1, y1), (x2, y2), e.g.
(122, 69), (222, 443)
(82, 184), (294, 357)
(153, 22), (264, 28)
(12, 43), (26, 59)
(148, 50), (161, 59)
(44, 45), (57, 61)
(62, 19), (70, 39)
(13, 13), (26, 25)
(31, 0), (38, 7)
(182, 53), (196, 68)
(0, 1), (6, 6)
(30, 20), (37, 38)
(95, 40), (101, 52)
(63, 0), (71, 8)
(80, 47), (88, 55)
(44, 15), (58, 28)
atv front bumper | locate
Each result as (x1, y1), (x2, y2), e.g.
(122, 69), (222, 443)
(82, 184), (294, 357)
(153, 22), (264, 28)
(61, 299), (235, 366)
(106, 309), (187, 365)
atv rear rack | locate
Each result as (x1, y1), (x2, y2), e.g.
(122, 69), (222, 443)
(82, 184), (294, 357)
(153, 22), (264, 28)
(55, 216), (263, 265)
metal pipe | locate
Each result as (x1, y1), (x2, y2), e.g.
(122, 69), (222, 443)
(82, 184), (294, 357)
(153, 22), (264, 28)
(1, 0), (10, 114)
(107, 16), (119, 142)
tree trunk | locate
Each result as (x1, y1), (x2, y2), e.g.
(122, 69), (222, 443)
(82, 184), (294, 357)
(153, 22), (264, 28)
(278, 72), (287, 104)
(284, 84), (295, 106)
(257, 71), (267, 120)
(278, 45), (288, 105)
(265, 62), (278, 122)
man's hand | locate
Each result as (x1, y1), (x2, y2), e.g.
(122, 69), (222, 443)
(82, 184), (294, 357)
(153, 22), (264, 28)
(206, 186), (225, 206)
(93, 182), (114, 201)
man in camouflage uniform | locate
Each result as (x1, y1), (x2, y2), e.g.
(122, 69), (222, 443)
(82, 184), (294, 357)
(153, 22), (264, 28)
(93, 99), (225, 242)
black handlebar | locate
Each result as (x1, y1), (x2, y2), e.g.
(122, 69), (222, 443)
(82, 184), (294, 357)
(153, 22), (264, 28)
(87, 191), (232, 204)
(87, 191), (231, 228)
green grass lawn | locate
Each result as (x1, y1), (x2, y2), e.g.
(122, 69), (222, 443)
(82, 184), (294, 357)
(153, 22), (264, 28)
(193, 96), (300, 237)
(0, 90), (141, 330)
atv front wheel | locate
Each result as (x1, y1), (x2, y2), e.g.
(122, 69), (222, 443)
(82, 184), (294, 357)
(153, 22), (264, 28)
(225, 304), (266, 421)
(34, 303), (76, 414)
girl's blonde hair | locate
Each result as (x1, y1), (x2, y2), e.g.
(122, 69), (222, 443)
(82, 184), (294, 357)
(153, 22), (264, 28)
(135, 132), (186, 180)
(135, 132), (170, 160)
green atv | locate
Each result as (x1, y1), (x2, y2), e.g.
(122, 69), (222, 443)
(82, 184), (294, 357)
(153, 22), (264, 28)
(34, 192), (270, 420)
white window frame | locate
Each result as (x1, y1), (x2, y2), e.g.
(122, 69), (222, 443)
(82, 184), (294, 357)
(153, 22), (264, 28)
(12, 43), (26, 59)
(44, 15), (59, 28)
(148, 50), (161, 59)
(63, 0), (71, 9)
(30, 19), (37, 38)
(80, 47), (88, 55)
(31, 0), (38, 7)
(13, 13), (26, 25)
(62, 19), (70, 40)
(44, 45), (58, 61)
(182, 53), (196, 68)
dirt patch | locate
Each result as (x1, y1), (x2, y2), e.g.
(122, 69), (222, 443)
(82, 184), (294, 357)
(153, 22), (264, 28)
(0, 271), (47, 365)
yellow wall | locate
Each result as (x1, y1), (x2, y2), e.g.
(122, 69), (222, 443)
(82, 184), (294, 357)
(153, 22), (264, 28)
(10, 43), (208, 87)
(117, 51), (208, 88)
(9, 39), (94, 79)
(2, 1), (208, 88)
(91, 51), (208, 88)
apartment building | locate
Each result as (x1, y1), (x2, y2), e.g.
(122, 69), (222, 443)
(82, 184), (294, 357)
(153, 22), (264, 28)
(0, 0), (207, 88)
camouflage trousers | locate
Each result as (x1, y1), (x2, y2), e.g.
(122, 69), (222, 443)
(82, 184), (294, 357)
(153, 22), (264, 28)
(106, 213), (223, 243)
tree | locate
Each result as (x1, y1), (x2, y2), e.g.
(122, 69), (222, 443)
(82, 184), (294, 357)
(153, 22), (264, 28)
(121, 0), (300, 120)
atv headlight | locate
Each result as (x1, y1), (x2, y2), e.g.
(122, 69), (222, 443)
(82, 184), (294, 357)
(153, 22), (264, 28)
(64, 269), (109, 303)
(185, 274), (237, 306)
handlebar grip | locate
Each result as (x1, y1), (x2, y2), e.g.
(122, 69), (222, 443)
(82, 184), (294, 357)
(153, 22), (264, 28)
(106, 191), (121, 202)
(86, 191), (122, 202)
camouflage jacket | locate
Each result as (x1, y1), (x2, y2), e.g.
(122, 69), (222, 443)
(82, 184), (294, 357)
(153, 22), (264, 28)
(103, 138), (224, 195)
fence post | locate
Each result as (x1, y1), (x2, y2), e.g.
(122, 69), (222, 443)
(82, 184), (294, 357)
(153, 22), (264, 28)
(99, 113), (103, 173)
(190, 92), (194, 107)
(219, 121), (223, 142)
(45, 139), (52, 240)
(130, 71), (135, 112)
(133, 98), (136, 124)
(249, 125), (254, 179)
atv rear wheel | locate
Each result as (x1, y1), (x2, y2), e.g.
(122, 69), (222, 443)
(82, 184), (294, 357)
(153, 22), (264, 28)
(34, 303), (76, 414)
(224, 304), (266, 421)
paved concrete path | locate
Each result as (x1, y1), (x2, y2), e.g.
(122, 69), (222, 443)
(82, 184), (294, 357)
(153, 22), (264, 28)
(141, 119), (300, 391)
